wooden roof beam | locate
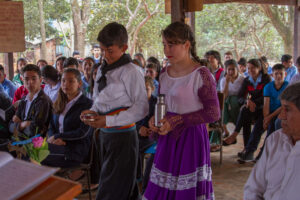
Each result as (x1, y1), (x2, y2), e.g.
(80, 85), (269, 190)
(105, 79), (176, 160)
(203, 0), (296, 6)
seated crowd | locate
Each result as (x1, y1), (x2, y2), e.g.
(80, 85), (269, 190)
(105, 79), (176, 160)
(0, 21), (299, 199)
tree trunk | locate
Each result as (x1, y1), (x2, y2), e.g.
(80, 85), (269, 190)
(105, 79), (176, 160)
(260, 5), (294, 55)
(71, 0), (91, 57)
(38, 0), (47, 60)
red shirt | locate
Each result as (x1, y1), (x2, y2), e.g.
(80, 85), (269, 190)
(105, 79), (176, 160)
(12, 85), (45, 104)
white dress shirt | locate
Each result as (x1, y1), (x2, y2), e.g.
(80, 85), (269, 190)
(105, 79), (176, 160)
(91, 62), (148, 127)
(24, 90), (40, 120)
(44, 82), (61, 102)
(244, 129), (300, 200)
(58, 92), (82, 133)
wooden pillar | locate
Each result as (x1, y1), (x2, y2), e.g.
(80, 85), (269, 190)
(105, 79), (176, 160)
(4, 53), (14, 81)
(185, 12), (195, 33)
(171, 0), (185, 23)
(294, 2), (300, 61)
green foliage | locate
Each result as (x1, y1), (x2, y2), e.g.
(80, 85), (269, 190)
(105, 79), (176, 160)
(87, 0), (169, 58)
(19, 0), (70, 40)
(196, 3), (284, 61)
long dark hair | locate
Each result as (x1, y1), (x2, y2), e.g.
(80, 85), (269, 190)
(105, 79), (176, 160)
(53, 68), (82, 114)
(162, 22), (200, 63)
(248, 58), (267, 75)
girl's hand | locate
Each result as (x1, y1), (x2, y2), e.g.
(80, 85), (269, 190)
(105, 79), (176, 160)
(157, 118), (172, 135)
(148, 116), (159, 133)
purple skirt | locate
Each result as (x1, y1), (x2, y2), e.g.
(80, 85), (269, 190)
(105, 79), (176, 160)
(143, 124), (214, 200)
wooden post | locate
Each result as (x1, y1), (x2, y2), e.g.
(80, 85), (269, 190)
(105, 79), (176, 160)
(294, 1), (300, 61)
(185, 12), (195, 33)
(4, 53), (14, 81)
(171, 0), (185, 22)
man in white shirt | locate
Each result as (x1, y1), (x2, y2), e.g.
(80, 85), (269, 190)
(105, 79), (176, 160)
(244, 82), (300, 200)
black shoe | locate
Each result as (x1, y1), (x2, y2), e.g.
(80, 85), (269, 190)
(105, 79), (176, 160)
(238, 151), (254, 163)
(237, 149), (246, 158)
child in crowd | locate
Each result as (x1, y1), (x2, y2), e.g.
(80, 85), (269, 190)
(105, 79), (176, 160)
(41, 65), (61, 102)
(92, 44), (102, 64)
(289, 56), (300, 85)
(263, 64), (288, 135)
(260, 56), (272, 75)
(9, 64), (52, 138)
(221, 59), (245, 137)
(253, 64), (288, 161)
(37, 59), (48, 69)
(144, 22), (219, 200)
(43, 68), (93, 168)
(81, 57), (95, 96)
(80, 22), (148, 200)
(137, 76), (157, 194)
(134, 53), (146, 69)
(205, 50), (225, 91)
(13, 58), (27, 87)
(56, 56), (67, 75)
(223, 59), (271, 162)
(145, 63), (159, 97)
(238, 57), (248, 77)
(63, 57), (79, 69)
(146, 56), (161, 80)
(224, 51), (233, 61)
(0, 65), (17, 100)
(281, 54), (297, 82)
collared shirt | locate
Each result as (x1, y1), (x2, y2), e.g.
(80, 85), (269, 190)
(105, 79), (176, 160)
(91, 62), (148, 127)
(44, 82), (61, 102)
(1, 78), (17, 100)
(24, 90), (40, 120)
(212, 67), (225, 92)
(220, 74), (245, 96)
(249, 73), (262, 89)
(58, 92), (82, 133)
(285, 65), (297, 82)
(244, 129), (300, 200)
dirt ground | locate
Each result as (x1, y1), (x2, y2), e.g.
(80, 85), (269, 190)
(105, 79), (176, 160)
(77, 124), (265, 200)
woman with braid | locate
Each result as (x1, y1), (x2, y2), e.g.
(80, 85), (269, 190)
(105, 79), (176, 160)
(144, 22), (219, 200)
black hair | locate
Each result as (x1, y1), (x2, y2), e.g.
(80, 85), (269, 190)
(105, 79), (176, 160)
(146, 57), (160, 79)
(199, 59), (208, 67)
(296, 56), (300, 66)
(272, 63), (285, 72)
(37, 59), (48, 65)
(205, 50), (224, 68)
(93, 44), (100, 49)
(281, 54), (293, 63)
(145, 63), (158, 71)
(162, 22), (200, 64)
(260, 56), (268, 64)
(56, 56), (66, 64)
(83, 57), (95, 64)
(97, 22), (128, 47)
(89, 63), (101, 96)
(247, 58), (266, 75)
(63, 57), (79, 68)
(72, 51), (80, 56)
(41, 65), (59, 82)
(16, 58), (27, 73)
(22, 64), (41, 77)
(224, 59), (238, 69)
(0, 64), (4, 73)
(238, 57), (247, 66)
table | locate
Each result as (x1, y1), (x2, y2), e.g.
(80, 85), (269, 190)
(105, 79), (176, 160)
(18, 176), (82, 200)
